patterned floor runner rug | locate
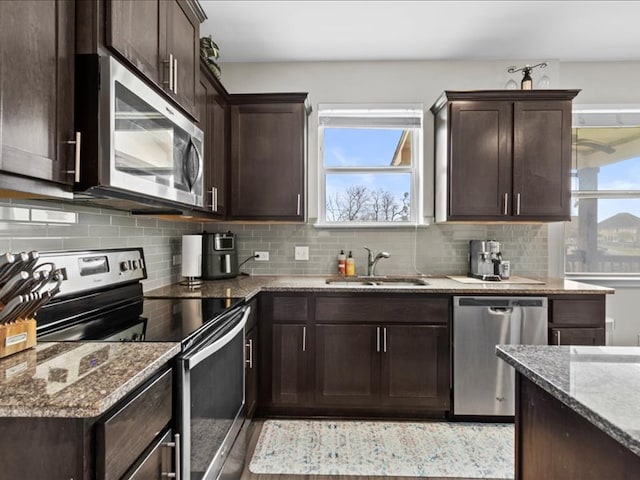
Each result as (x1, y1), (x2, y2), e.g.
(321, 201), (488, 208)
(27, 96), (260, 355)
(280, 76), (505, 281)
(249, 420), (514, 479)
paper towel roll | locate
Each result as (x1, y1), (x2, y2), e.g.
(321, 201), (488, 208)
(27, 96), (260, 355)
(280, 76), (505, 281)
(181, 235), (202, 278)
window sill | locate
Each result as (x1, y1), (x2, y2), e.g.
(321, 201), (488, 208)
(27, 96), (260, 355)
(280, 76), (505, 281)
(313, 221), (430, 229)
(565, 274), (640, 288)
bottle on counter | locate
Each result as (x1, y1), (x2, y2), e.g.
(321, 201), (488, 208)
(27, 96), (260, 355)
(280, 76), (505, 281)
(338, 250), (346, 275)
(345, 251), (355, 276)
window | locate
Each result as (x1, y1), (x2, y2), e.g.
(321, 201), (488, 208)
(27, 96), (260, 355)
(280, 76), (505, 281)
(317, 105), (423, 226)
(565, 107), (640, 277)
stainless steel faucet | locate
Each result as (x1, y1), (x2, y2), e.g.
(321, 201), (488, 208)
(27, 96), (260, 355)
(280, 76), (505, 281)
(364, 246), (390, 277)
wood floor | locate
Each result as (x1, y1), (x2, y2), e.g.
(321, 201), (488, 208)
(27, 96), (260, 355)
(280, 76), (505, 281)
(239, 419), (502, 480)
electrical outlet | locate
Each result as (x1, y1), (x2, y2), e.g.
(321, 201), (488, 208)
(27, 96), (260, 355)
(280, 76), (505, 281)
(172, 254), (182, 266)
(295, 246), (309, 261)
(255, 251), (269, 261)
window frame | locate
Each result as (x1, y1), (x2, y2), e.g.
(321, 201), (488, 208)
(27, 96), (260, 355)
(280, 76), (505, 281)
(564, 104), (640, 282)
(316, 104), (424, 227)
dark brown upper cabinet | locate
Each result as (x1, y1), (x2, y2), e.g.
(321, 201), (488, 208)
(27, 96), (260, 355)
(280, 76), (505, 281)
(106, 0), (204, 118)
(198, 62), (229, 217)
(431, 90), (580, 222)
(0, 0), (76, 198)
(229, 93), (311, 221)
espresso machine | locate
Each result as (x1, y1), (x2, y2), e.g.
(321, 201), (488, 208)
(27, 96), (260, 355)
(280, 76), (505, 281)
(202, 231), (239, 280)
(468, 240), (506, 281)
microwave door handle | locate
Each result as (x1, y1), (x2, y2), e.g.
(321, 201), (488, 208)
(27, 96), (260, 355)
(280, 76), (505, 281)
(184, 306), (250, 369)
(184, 137), (202, 192)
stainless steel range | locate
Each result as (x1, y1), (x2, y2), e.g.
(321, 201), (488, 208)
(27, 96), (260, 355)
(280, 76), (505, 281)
(36, 248), (249, 480)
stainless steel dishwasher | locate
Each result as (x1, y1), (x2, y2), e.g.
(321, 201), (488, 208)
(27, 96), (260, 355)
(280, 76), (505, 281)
(453, 296), (548, 416)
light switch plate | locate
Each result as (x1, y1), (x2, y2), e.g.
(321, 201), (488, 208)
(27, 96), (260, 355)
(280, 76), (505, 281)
(295, 246), (309, 261)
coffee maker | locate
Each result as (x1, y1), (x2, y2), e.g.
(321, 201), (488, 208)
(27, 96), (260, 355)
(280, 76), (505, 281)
(468, 240), (505, 281)
(202, 231), (239, 280)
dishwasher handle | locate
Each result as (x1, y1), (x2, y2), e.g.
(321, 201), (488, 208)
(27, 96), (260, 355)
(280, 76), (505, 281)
(456, 297), (546, 308)
(488, 307), (513, 315)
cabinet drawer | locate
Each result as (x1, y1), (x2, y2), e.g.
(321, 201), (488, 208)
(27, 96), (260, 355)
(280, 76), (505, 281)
(125, 429), (175, 480)
(272, 296), (308, 322)
(316, 297), (449, 324)
(550, 327), (605, 346)
(97, 369), (173, 480)
(551, 297), (605, 327)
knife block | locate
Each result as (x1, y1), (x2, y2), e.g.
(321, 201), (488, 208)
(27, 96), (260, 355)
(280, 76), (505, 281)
(0, 318), (36, 359)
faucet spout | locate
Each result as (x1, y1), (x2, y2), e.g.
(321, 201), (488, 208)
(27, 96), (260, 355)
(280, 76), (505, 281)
(364, 246), (390, 276)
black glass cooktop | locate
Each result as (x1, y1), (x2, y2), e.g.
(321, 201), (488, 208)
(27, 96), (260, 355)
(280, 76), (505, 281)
(38, 297), (245, 344)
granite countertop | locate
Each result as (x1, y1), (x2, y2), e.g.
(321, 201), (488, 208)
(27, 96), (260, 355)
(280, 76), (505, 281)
(144, 275), (614, 299)
(0, 342), (180, 418)
(497, 345), (640, 457)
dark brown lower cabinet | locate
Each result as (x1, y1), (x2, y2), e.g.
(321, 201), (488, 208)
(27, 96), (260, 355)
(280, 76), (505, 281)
(315, 324), (380, 406)
(550, 327), (605, 346)
(549, 295), (606, 346)
(271, 323), (308, 406)
(0, 367), (174, 480)
(516, 374), (640, 479)
(260, 293), (450, 417)
(245, 325), (258, 418)
(381, 325), (449, 408)
(314, 324), (449, 410)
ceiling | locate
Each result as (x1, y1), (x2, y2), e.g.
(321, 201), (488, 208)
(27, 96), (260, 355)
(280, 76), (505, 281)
(199, 1), (640, 63)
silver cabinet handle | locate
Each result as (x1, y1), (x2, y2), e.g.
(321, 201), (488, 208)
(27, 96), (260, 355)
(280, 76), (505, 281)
(296, 193), (301, 216)
(64, 132), (81, 182)
(173, 57), (178, 94)
(214, 187), (218, 213)
(557, 330), (561, 346)
(516, 193), (521, 215)
(302, 326), (306, 352)
(164, 53), (174, 92)
(503, 193), (508, 215)
(376, 327), (380, 352)
(246, 339), (253, 368)
(209, 188), (215, 211)
(162, 433), (181, 479)
(383, 327), (387, 353)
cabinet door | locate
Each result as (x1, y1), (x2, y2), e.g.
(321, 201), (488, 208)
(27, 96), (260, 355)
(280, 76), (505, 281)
(200, 67), (228, 217)
(315, 324), (380, 406)
(165, 0), (199, 116)
(106, 0), (161, 85)
(0, 0), (75, 186)
(449, 101), (512, 219)
(381, 325), (450, 409)
(271, 323), (308, 405)
(550, 328), (605, 346)
(513, 100), (572, 220)
(245, 326), (258, 418)
(230, 102), (305, 220)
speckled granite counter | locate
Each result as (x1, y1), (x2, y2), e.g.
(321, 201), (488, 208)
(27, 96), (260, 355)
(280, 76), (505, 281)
(497, 345), (640, 457)
(0, 341), (180, 418)
(145, 275), (613, 299)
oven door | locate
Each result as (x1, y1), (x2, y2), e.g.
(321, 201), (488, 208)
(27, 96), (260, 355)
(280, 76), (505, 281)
(178, 305), (250, 480)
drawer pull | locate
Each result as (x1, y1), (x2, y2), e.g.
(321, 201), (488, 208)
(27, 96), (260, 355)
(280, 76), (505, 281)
(161, 433), (181, 479)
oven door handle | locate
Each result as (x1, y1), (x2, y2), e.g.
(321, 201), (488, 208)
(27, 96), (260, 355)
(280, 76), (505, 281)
(184, 306), (250, 369)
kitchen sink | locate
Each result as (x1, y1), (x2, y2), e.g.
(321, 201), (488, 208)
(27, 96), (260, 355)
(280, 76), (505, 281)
(325, 276), (430, 287)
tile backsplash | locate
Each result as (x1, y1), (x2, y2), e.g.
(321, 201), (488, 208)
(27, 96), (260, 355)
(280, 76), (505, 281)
(205, 220), (549, 278)
(0, 199), (200, 291)
(0, 198), (549, 290)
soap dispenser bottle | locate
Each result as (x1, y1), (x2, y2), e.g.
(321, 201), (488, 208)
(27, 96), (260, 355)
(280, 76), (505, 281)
(345, 251), (355, 276)
(338, 250), (346, 275)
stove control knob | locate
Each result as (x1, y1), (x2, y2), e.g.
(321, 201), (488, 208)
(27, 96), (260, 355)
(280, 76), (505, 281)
(131, 260), (138, 270)
(120, 261), (129, 272)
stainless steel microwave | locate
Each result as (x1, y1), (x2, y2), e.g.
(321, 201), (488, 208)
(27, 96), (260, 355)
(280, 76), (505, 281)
(75, 55), (204, 210)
